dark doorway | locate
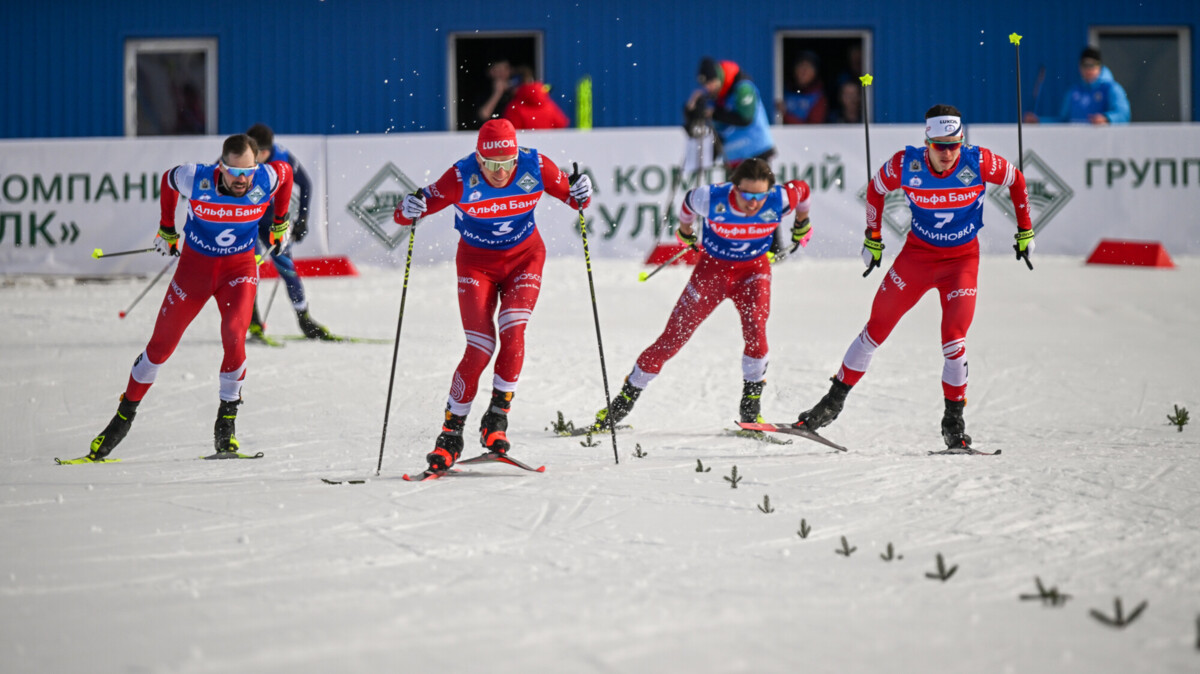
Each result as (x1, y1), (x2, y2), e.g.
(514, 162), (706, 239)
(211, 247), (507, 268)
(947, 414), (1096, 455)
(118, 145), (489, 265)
(1095, 28), (1191, 122)
(124, 38), (217, 137)
(451, 33), (541, 131)
(774, 32), (871, 125)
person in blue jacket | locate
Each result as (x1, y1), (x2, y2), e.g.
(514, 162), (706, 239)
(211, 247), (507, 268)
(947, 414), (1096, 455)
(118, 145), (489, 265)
(1025, 46), (1130, 125)
(684, 57), (777, 171)
(245, 123), (336, 341)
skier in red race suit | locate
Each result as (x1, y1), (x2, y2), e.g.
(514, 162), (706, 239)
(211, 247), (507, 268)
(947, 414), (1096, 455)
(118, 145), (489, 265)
(790, 104), (1035, 451)
(85, 134), (294, 461)
(590, 157), (813, 430)
(393, 119), (592, 472)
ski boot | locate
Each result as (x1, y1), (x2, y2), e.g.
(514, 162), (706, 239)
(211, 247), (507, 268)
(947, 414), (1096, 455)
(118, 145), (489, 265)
(941, 399), (972, 450)
(88, 395), (140, 459)
(213, 399), (242, 455)
(297, 309), (336, 341)
(480, 389), (513, 455)
(247, 301), (270, 344)
(739, 380), (766, 424)
(427, 407), (467, 471)
(595, 380), (642, 430)
(795, 377), (852, 430)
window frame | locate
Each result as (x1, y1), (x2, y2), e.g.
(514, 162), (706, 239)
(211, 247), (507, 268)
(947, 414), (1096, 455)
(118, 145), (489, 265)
(773, 29), (873, 124)
(446, 31), (545, 132)
(123, 37), (219, 137)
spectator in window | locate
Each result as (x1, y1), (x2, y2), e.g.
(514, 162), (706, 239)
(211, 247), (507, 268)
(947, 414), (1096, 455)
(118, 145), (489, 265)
(1024, 46), (1130, 125)
(829, 80), (863, 124)
(476, 59), (518, 126)
(778, 51), (829, 125)
(503, 66), (570, 129)
(834, 44), (864, 90)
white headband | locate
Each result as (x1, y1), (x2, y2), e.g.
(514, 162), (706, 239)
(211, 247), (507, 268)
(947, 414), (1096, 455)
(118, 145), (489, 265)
(925, 116), (963, 140)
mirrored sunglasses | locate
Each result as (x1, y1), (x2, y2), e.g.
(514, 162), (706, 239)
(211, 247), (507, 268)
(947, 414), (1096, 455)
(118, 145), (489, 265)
(927, 139), (964, 152)
(480, 157), (517, 172)
(738, 189), (770, 202)
(221, 162), (258, 177)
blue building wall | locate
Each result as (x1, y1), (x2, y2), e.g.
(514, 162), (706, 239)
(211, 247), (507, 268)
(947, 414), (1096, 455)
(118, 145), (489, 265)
(2, 0), (1196, 138)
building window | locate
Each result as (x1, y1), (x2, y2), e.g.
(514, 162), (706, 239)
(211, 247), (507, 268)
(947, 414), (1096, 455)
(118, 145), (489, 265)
(774, 31), (872, 125)
(124, 38), (218, 137)
(1092, 26), (1192, 122)
(449, 32), (542, 131)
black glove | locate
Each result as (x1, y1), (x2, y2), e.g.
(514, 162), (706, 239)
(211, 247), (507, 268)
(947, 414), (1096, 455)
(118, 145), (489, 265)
(292, 210), (309, 243)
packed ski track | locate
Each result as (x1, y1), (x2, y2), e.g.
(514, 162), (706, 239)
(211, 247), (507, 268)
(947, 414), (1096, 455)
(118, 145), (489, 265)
(3, 256), (1198, 673)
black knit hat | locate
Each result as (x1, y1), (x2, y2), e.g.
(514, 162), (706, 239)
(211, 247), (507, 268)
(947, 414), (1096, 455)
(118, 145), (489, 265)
(1080, 46), (1102, 63)
(697, 57), (720, 84)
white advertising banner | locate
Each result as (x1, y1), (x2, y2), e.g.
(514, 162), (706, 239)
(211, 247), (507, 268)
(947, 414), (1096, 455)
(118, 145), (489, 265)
(0, 135), (328, 275)
(2, 125), (1197, 275)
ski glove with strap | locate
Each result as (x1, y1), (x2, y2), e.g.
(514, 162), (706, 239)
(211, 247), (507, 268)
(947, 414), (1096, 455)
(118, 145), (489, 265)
(861, 229), (884, 277)
(400, 192), (427, 221)
(568, 173), (592, 206)
(155, 226), (180, 257)
(675, 227), (698, 247)
(1014, 229), (1035, 264)
(791, 217), (813, 248)
(268, 214), (291, 256)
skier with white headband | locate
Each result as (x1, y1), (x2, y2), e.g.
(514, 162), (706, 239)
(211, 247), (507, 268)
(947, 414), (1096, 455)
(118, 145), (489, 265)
(786, 104), (1034, 452)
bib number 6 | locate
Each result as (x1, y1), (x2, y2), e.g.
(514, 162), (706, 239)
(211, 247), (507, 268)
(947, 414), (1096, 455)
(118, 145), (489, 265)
(215, 228), (237, 247)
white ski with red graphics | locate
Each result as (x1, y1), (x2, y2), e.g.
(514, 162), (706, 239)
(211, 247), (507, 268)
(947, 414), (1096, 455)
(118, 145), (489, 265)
(734, 421), (848, 452)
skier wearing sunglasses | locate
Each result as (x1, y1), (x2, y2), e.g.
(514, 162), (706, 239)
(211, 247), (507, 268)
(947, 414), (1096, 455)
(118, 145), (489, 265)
(394, 119), (592, 473)
(789, 104), (1034, 452)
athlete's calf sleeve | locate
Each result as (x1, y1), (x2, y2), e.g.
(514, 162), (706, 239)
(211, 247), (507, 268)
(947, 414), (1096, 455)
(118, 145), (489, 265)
(492, 374), (518, 394)
(941, 338), (968, 402)
(627, 364), (658, 390)
(839, 328), (880, 385)
(219, 361), (247, 402)
(124, 350), (163, 402)
(741, 354), (768, 383)
(130, 350), (162, 384)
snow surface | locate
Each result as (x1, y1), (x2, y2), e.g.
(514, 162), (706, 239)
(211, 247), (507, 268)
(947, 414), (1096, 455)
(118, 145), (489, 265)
(2, 254), (1199, 673)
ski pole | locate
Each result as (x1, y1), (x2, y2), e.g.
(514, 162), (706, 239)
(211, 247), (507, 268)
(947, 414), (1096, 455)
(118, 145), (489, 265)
(93, 247), (156, 259)
(638, 244), (695, 282)
(859, 73), (876, 279)
(1010, 33), (1026, 174)
(375, 207), (419, 476)
(118, 258), (176, 319)
(1010, 32), (1035, 271)
(261, 278), (282, 324)
(572, 163), (619, 465)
